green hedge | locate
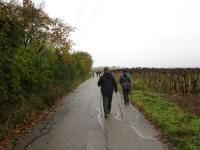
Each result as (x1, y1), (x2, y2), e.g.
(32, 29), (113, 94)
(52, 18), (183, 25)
(0, 0), (93, 140)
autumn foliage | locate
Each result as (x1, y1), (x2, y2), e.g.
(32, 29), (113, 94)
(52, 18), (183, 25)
(0, 0), (92, 140)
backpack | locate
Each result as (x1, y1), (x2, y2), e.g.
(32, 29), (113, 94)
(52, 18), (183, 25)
(100, 74), (115, 95)
(122, 75), (131, 90)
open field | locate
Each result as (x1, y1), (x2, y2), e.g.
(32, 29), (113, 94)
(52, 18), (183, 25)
(114, 69), (200, 150)
(115, 68), (200, 116)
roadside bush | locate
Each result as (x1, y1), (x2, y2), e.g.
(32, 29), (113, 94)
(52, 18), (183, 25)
(0, 0), (93, 140)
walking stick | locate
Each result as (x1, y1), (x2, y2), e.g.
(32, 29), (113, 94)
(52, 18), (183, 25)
(121, 93), (123, 104)
(100, 90), (103, 117)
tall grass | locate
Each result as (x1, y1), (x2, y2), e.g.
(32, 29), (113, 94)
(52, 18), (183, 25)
(131, 79), (200, 150)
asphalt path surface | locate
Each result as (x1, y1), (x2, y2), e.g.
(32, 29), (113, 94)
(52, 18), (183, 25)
(13, 77), (174, 150)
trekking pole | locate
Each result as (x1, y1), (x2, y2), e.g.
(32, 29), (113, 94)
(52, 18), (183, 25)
(99, 90), (103, 117)
(121, 93), (123, 104)
(130, 90), (133, 101)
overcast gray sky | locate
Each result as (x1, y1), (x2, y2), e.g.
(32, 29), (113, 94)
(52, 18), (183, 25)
(34, 0), (200, 67)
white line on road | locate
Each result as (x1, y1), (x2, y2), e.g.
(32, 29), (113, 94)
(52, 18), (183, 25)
(95, 107), (104, 130)
(114, 111), (122, 120)
(130, 124), (156, 141)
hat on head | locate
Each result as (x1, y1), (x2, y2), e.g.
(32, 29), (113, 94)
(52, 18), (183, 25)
(104, 67), (109, 73)
(123, 69), (127, 73)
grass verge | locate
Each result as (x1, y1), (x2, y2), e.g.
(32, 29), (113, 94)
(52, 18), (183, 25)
(131, 79), (200, 150)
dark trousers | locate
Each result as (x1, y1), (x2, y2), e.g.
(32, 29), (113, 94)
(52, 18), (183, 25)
(102, 95), (112, 114)
(123, 89), (130, 103)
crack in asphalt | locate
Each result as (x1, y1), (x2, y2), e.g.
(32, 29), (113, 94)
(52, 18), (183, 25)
(103, 129), (110, 150)
(130, 107), (140, 125)
(11, 79), (167, 150)
(96, 102), (157, 145)
(11, 116), (57, 150)
(95, 107), (111, 150)
(16, 98), (75, 149)
(23, 118), (55, 149)
(116, 95), (157, 141)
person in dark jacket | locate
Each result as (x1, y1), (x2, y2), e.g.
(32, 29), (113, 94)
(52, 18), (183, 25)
(120, 69), (131, 105)
(98, 67), (118, 118)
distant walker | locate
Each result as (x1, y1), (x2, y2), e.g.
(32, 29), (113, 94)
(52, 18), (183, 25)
(120, 69), (131, 105)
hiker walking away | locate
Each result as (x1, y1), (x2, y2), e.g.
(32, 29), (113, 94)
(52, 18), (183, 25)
(98, 67), (118, 118)
(120, 69), (131, 105)
(96, 72), (98, 77)
(97, 71), (101, 77)
(92, 72), (94, 78)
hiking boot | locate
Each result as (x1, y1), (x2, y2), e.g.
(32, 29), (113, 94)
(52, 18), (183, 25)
(104, 114), (108, 118)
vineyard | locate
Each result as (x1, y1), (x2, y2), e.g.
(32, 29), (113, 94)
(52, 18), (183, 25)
(114, 68), (200, 150)
(129, 68), (200, 95)
(115, 68), (200, 115)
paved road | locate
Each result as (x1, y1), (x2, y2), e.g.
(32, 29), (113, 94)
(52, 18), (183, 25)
(13, 77), (173, 150)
